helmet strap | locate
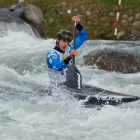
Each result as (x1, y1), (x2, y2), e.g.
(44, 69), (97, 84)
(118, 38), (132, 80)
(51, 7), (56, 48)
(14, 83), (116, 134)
(55, 39), (65, 53)
(56, 39), (60, 49)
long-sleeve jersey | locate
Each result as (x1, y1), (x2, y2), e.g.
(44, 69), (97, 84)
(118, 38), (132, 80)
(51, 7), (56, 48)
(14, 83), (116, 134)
(46, 25), (87, 85)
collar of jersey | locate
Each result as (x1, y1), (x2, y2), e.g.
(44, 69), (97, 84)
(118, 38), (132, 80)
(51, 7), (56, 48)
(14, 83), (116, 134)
(54, 46), (65, 53)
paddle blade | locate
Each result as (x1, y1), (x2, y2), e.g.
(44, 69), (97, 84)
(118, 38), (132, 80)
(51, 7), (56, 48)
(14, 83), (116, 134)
(66, 64), (82, 89)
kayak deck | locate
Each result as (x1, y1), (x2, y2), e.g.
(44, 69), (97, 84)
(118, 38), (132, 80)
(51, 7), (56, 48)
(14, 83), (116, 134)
(66, 84), (140, 106)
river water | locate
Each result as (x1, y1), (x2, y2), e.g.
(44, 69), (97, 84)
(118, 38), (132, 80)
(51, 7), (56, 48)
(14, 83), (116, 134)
(0, 22), (140, 140)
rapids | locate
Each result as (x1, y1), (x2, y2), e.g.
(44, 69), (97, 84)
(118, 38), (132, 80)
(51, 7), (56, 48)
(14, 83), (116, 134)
(0, 22), (140, 140)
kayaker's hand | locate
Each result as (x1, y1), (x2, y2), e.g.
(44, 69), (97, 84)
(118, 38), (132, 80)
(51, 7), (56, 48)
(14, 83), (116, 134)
(71, 16), (80, 25)
(70, 50), (77, 58)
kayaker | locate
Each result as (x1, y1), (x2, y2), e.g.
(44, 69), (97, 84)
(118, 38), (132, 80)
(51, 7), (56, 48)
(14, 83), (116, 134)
(46, 16), (87, 85)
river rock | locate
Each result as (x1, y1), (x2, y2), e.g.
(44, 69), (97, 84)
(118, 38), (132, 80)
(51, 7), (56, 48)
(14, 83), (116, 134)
(129, 17), (134, 22)
(84, 50), (140, 73)
(122, 14), (128, 20)
(21, 5), (44, 37)
(109, 12), (114, 17)
(131, 28), (139, 37)
(86, 11), (91, 16)
(100, 17), (108, 23)
(19, 0), (25, 3)
(61, 2), (67, 6)
(105, 33), (114, 40)
(131, 21), (140, 37)
(135, 13), (140, 20)
(121, 20), (128, 27)
(73, 8), (78, 12)
(0, 4), (44, 37)
(133, 21), (140, 28)
(116, 30), (125, 39)
(0, 6), (24, 23)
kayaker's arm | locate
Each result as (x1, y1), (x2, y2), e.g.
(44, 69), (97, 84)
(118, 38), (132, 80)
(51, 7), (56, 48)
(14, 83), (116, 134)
(67, 24), (87, 51)
(47, 53), (67, 71)
(75, 24), (87, 50)
(47, 50), (76, 71)
(69, 16), (87, 50)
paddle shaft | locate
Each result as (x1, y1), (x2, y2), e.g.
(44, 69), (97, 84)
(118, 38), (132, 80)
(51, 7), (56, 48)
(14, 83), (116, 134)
(72, 20), (76, 64)
(66, 20), (82, 90)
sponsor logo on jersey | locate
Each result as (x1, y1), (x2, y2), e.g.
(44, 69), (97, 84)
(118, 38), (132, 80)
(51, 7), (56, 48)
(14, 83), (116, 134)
(62, 55), (69, 60)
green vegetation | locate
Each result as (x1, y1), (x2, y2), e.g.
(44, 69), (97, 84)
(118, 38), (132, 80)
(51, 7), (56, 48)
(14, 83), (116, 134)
(0, 0), (18, 6)
(0, 0), (140, 39)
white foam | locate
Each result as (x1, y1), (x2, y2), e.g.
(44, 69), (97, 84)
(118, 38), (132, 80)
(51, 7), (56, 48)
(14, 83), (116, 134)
(0, 21), (140, 140)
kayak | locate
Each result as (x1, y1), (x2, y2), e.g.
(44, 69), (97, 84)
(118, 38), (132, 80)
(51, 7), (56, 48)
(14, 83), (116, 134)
(65, 84), (140, 106)
(65, 63), (140, 106)
(22, 81), (139, 106)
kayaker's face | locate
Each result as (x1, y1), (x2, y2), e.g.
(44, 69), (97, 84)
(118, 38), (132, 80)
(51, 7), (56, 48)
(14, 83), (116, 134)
(56, 38), (70, 51)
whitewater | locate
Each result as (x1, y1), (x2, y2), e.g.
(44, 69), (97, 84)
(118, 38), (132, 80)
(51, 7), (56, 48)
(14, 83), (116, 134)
(0, 22), (140, 140)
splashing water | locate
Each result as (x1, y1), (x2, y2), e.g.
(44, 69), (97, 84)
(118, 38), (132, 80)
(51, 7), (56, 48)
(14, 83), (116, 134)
(0, 21), (140, 140)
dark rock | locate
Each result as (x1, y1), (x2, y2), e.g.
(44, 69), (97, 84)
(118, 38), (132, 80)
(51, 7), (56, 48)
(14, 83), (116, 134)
(120, 36), (132, 40)
(0, 4), (44, 37)
(9, 5), (17, 11)
(100, 33), (113, 40)
(100, 33), (106, 39)
(84, 50), (140, 73)
(105, 33), (114, 40)
(0, 6), (24, 23)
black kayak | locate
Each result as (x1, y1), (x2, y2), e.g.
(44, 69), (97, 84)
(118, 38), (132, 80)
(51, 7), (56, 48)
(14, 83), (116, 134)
(65, 62), (140, 106)
(65, 84), (140, 106)
(22, 81), (140, 106)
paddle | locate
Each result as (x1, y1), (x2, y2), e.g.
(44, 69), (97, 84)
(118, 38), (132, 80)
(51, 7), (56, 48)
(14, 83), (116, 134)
(66, 20), (82, 90)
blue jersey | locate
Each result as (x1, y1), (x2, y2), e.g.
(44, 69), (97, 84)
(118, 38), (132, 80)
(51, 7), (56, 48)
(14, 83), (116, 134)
(46, 27), (87, 85)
